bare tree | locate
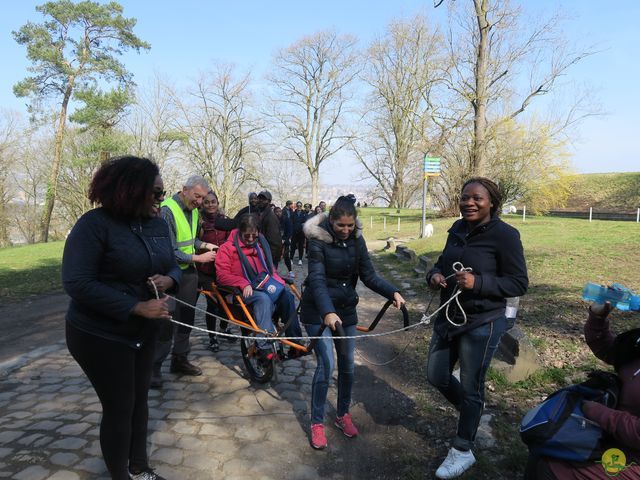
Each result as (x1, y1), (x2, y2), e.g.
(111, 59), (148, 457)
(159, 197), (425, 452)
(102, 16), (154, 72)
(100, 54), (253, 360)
(0, 111), (22, 246)
(442, 0), (596, 176)
(267, 31), (359, 205)
(169, 64), (263, 214)
(353, 16), (445, 208)
(125, 74), (184, 190)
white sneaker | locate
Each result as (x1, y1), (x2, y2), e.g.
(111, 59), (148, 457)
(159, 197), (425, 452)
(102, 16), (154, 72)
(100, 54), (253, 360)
(435, 447), (476, 479)
(298, 259), (303, 266)
(288, 271), (296, 278)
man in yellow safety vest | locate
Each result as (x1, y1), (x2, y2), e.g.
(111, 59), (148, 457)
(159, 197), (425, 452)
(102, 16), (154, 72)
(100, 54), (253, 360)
(151, 175), (217, 388)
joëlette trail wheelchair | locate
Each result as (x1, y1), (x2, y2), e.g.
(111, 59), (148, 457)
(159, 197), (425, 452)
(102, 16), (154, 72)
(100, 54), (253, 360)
(200, 279), (410, 383)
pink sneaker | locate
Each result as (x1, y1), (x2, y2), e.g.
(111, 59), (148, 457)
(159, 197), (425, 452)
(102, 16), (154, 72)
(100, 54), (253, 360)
(310, 423), (327, 449)
(334, 413), (359, 438)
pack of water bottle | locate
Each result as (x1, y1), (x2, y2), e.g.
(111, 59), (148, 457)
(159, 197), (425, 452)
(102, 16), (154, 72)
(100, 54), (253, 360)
(582, 282), (640, 311)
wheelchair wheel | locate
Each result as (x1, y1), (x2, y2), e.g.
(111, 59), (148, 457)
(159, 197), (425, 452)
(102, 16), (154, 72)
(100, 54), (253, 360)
(239, 328), (274, 383)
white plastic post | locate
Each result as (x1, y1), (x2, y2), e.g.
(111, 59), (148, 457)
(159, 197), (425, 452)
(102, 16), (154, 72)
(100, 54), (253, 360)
(637, 208), (639, 223)
(522, 206), (526, 222)
(397, 217), (400, 232)
(370, 216), (373, 228)
(383, 216), (387, 230)
(589, 207), (593, 222)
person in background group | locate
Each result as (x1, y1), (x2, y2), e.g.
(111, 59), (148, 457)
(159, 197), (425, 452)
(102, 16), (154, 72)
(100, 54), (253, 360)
(234, 191), (259, 219)
(313, 205), (322, 216)
(300, 194), (405, 450)
(280, 200), (294, 278)
(290, 201), (307, 266)
(63, 156), (178, 480)
(215, 214), (303, 361)
(196, 190), (237, 352)
(256, 190), (283, 268)
(318, 200), (327, 212)
(425, 177), (528, 479)
(152, 175), (218, 388)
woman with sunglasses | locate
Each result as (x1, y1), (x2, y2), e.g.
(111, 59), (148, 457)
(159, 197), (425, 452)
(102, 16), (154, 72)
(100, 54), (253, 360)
(215, 214), (302, 361)
(62, 156), (180, 480)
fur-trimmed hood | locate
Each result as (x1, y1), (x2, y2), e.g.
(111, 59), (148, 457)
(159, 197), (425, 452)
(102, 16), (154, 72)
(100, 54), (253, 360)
(303, 212), (363, 244)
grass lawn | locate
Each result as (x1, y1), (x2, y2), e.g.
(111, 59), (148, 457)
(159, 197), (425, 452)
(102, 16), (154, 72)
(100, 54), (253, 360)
(0, 241), (65, 302)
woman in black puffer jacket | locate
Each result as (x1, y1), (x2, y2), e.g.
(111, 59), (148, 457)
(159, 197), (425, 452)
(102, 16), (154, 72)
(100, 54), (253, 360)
(63, 156), (179, 480)
(300, 195), (405, 450)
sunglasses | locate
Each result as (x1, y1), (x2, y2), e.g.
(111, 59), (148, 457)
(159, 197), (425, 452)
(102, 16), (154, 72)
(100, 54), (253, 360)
(242, 233), (258, 239)
(153, 189), (166, 200)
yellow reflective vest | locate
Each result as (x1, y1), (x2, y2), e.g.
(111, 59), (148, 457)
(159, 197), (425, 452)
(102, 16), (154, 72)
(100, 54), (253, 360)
(162, 197), (198, 270)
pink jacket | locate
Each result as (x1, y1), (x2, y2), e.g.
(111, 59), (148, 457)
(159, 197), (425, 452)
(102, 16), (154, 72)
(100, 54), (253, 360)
(215, 229), (284, 289)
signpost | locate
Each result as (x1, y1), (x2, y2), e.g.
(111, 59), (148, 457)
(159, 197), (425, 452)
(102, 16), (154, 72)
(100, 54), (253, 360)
(421, 156), (441, 238)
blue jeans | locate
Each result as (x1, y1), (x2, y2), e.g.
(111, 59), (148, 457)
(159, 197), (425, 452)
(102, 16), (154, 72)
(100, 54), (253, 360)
(303, 323), (356, 424)
(244, 289), (302, 349)
(426, 316), (507, 451)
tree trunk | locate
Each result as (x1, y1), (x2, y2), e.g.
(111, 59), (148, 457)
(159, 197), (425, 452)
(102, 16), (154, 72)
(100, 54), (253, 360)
(310, 168), (319, 207)
(39, 80), (74, 243)
(473, 0), (489, 176)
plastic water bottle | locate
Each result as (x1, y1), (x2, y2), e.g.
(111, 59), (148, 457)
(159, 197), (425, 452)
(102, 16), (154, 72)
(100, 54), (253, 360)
(505, 296), (519, 329)
(582, 282), (636, 311)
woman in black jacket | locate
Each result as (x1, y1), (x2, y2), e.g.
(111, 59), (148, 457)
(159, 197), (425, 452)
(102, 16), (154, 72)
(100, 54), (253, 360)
(63, 156), (180, 480)
(426, 177), (528, 479)
(300, 195), (405, 449)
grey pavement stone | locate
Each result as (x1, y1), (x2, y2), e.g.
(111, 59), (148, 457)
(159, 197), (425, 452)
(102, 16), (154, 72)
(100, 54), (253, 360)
(0, 430), (24, 443)
(3, 419), (31, 429)
(48, 437), (87, 449)
(0, 447), (13, 458)
(83, 439), (101, 455)
(182, 451), (220, 471)
(149, 431), (177, 447)
(27, 421), (63, 431)
(13, 465), (50, 480)
(47, 471), (81, 480)
(233, 427), (264, 442)
(198, 423), (232, 438)
(32, 435), (54, 448)
(81, 413), (100, 423)
(74, 457), (107, 474)
(150, 446), (183, 465)
(171, 421), (199, 435)
(17, 433), (46, 446)
(50, 452), (80, 466)
(56, 422), (91, 436)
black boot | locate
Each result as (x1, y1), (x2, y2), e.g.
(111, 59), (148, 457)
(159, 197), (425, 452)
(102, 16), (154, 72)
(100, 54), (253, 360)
(170, 354), (202, 376)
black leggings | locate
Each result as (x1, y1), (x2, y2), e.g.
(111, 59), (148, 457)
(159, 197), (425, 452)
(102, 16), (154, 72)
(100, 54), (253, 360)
(66, 322), (155, 480)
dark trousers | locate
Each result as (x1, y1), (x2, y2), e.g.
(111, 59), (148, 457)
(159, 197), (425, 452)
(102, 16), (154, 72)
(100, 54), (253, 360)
(426, 316), (507, 451)
(290, 231), (305, 261)
(197, 270), (228, 338)
(155, 266), (198, 363)
(282, 240), (292, 271)
(66, 322), (155, 480)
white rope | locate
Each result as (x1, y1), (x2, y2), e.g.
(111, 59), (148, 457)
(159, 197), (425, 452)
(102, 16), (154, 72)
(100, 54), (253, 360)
(443, 261), (472, 327)
(150, 279), (463, 342)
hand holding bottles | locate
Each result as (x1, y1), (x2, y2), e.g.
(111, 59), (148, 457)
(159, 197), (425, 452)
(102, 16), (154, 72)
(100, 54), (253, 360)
(582, 282), (640, 311)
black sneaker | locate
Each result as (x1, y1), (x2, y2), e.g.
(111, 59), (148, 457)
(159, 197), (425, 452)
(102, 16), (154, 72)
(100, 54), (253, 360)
(129, 467), (166, 480)
(208, 338), (219, 352)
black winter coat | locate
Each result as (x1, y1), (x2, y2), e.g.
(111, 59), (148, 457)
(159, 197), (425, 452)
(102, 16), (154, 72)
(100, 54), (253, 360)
(62, 208), (181, 348)
(300, 213), (399, 327)
(427, 215), (528, 338)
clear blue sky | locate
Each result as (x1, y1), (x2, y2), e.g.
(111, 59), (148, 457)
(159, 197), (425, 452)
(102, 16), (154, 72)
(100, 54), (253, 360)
(1, 0), (639, 177)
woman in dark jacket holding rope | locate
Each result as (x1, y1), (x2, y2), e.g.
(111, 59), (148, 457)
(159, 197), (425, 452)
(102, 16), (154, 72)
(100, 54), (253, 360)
(63, 156), (180, 480)
(301, 195), (405, 450)
(426, 177), (528, 479)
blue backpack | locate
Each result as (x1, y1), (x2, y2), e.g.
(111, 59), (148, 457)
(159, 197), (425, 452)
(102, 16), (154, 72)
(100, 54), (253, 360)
(519, 370), (620, 463)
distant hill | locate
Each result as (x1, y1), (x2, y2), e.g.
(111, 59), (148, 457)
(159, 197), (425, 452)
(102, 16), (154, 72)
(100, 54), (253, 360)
(561, 172), (640, 212)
